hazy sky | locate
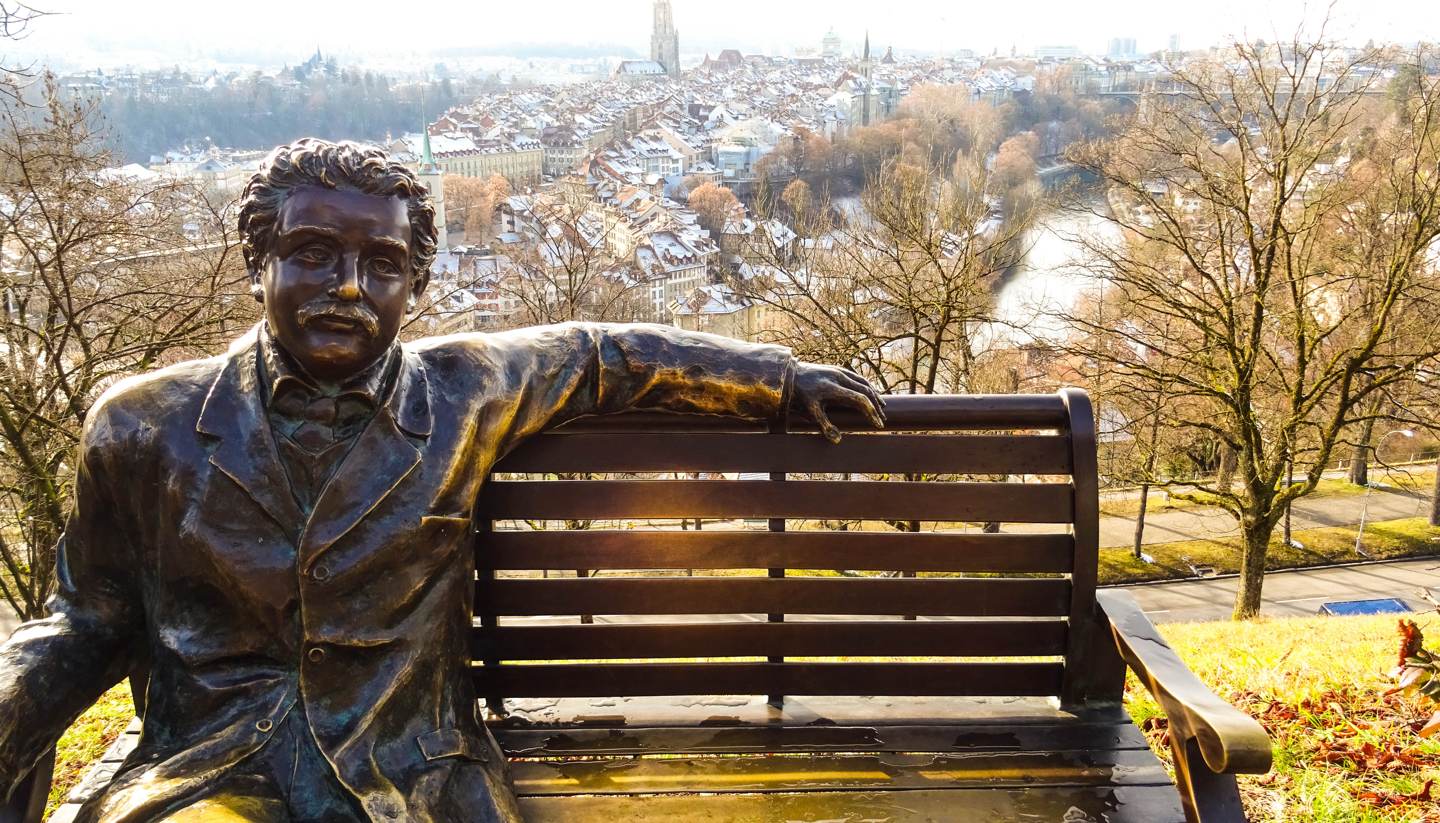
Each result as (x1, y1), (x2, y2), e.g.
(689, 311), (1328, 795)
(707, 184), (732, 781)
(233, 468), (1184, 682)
(8, 0), (1440, 69)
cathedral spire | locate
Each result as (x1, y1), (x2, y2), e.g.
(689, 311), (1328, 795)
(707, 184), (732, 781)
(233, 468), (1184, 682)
(415, 117), (445, 250)
(650, 0), (680, 79)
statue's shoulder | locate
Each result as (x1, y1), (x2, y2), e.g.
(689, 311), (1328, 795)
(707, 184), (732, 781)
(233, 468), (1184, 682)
(409, 323), (602, 361)
(86, 354), (225, 443)
(407, 325), (581, 362)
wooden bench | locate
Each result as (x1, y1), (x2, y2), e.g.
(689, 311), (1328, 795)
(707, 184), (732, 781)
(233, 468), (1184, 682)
(13, 390), (1271, 823)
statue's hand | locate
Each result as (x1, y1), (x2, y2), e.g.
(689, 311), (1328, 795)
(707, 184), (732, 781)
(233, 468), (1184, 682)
(791, 363), (886, 444)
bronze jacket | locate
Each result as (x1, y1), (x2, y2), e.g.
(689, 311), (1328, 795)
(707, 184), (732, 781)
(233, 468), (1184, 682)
(0, 323), (793, 822)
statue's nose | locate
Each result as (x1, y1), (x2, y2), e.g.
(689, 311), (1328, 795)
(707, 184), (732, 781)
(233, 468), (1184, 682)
(331, 255), (362, 301)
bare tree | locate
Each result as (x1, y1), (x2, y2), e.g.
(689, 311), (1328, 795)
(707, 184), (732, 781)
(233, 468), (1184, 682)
(500, 195), (649, 326)
(0, 2), (48, 104)
(443, 173), (509, 243)
(0, 78), (253, 618)
(1063, 38), (1440, 618)
(736, 153), (1037, 397)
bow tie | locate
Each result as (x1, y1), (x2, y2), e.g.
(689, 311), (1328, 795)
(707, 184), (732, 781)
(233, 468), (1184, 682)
(270, 382), (376, 452)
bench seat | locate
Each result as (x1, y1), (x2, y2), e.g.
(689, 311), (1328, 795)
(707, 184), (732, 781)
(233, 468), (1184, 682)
(490, 695), (1183, 822)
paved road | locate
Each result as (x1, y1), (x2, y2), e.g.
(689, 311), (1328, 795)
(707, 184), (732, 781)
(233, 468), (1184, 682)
(1122, 555), (1440, 623)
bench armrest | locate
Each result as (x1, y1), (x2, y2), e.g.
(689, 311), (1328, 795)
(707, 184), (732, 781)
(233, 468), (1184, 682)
(1096, 589), (1272, 775)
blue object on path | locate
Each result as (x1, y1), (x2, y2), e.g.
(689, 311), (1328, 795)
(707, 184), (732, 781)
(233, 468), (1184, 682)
(1317, 598), (1411, 616)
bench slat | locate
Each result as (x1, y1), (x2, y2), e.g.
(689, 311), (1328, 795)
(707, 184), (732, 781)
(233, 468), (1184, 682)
(481, 530), (1074, 573)
(473, 620), (1068, 660)
(491, 694), (1099, 727)
(492, 721), (1149, 757)
(480, 479), (1075, 522)
(508, 748), (1169, 796)
(493, 432), (1073, 474)
(483, 577), (1071, 617)
(473, 661), (1064, 697)
(515, 785), (1185, 823)
(552, 394), (1072, 432)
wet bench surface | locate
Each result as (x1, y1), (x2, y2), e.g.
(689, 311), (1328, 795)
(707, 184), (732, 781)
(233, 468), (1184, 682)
(488, 695), (1182, 822)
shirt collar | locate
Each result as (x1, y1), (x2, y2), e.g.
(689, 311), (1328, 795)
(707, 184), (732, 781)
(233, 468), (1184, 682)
(258, 323), (398, 410)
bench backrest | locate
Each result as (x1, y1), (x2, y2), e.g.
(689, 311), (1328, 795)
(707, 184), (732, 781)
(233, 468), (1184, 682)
(473, 390), (1111, 710)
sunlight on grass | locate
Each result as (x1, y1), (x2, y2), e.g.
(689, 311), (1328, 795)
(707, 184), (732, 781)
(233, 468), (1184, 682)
(1130, 613), (1440, 822)
(1098, 466), (1435, 518)
(47, 683), (134, 816)
(1100, 517), (1440, 585)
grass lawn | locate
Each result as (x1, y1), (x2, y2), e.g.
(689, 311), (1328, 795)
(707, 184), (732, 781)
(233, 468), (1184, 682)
(46, 683), (133, 815)
(1098, 465), (1435, 518)
(1128, 612), (1440, 822)
(47, 612), (1440, 822)
(1099, 516), (1440, 585)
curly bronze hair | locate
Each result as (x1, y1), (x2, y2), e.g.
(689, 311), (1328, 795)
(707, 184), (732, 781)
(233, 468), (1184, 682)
(238, 138), (438, 281)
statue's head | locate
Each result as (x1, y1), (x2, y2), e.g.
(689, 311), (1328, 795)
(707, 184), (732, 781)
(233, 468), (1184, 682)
(239, 138), (437, 383)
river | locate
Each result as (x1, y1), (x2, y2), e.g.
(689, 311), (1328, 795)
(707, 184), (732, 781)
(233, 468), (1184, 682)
(830, 191), (1117, 346)
(990, 202), (1117, 345)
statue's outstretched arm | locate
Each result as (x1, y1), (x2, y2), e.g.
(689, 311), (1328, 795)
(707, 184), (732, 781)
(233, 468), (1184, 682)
(482, 322), (884, 449)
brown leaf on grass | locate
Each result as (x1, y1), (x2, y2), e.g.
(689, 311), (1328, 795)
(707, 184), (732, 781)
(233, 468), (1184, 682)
(1398, 619), (1424, 668)
(1312, 737), (1440, 771)
(1420, 711), (1440, 738)
(1354, 778), (1434, 808)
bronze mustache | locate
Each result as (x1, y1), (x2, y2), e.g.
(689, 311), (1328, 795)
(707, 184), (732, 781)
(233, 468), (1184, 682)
(297, 301), (380, 337)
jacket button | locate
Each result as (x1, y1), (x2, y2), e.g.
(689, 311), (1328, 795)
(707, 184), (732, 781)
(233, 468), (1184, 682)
(308, 647), (326, 663)
(312, 564), (331, 581)
(255, 719), (274, 733)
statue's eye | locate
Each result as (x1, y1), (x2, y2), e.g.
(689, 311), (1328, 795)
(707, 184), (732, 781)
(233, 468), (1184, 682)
(369, 257), (402, 277)
(295, 244), (333, 265)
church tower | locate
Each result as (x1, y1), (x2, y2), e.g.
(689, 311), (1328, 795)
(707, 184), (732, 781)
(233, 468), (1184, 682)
(860, 31), (874, 127)
(651, 0), (680, 79)
(418, 127), (448, 252)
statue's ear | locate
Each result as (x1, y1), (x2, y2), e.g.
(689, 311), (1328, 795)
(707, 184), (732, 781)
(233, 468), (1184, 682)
(408, 268), (430, 313)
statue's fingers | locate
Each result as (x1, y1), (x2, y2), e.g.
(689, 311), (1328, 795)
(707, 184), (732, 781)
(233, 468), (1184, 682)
(835, 371), (874, 398)
(808, 396), (842, 444)
(850, 388), (887, 430)
(832, 386), (885, 431)
(835, 375), (886, 425)
(858, 381), (887, 421)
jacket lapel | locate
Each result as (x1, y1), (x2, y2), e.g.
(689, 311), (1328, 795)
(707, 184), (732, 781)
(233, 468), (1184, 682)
(196, 329), (306, 541)
(300, 345), (432, 559)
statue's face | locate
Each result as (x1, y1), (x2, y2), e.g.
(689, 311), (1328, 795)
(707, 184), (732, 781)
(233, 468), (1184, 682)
(259, 186), (428, 383)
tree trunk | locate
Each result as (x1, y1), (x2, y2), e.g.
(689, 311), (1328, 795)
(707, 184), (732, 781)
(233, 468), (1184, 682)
(1217, 446), (1237, 491)
(1431, 451), (1440, 527)
(1348, 418), (1377, 486)
(1132, 483), (1150, 559)
(1283, 459), (1294, 547)
(1232, 520), (1274, 620)
(577, 569), (593, 624)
